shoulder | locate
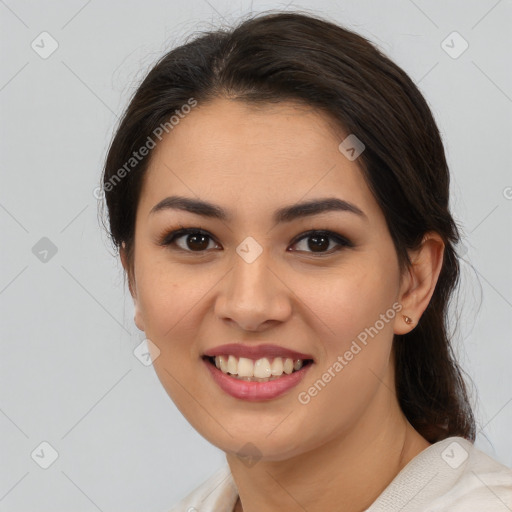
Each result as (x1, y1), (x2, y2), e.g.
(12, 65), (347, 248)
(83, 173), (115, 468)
(427, 437), (512, 511)
(367, 436), (512, 512)
(168, 465), (238, 512)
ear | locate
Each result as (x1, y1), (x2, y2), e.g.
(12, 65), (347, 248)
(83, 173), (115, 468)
(394, 232), (445, 335)
(120, 242), (145, 332)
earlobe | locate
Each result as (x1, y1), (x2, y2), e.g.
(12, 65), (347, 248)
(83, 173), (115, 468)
(394, 232), (445, 335)
(134, 307), (145, 332)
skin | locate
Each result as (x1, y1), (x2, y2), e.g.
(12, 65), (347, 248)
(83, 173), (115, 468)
(121, 97), (444, 512)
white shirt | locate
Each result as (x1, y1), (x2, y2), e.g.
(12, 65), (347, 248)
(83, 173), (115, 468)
(168, 436), (512, 511)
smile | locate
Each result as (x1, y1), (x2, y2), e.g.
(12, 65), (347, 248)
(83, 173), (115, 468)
(202, 355), (314, 401)
(209, 355), (311, 380)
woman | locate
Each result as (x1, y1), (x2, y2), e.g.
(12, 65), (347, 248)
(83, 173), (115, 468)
(101, 11), (512, 512)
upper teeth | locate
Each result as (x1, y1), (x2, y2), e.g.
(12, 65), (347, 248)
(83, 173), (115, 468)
(214, 355), (304, 378)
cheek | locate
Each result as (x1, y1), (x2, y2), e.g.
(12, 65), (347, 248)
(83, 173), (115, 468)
(292, 270), (399, 435)
(291, 258), (399, 407)
(136, 256), (197, 324)
(296, 259), (399, 346)
(134, 266), (213, 419)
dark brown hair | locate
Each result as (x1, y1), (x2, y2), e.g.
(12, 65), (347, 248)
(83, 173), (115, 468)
(101, 10), (475, 442)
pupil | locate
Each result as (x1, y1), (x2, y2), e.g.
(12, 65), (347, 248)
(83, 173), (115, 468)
(188, 234), (209, 251)
(309, 235), (329, 252)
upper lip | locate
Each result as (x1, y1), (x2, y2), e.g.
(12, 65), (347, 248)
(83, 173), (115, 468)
(203, 343), (314, 361)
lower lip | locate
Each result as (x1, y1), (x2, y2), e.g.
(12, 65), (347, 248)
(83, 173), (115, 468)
(203, 358), (312, 401)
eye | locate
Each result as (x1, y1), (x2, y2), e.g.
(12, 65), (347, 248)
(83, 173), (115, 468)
(159, 227), (220, 252)
(158, 227), (353, 255)
(289, 230), (353, 255)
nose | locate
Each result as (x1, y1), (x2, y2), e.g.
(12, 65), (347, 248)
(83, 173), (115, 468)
(214, 247), (292, 332)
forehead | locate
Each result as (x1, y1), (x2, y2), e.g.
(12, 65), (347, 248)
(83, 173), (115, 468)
(138, 98), (380, 223)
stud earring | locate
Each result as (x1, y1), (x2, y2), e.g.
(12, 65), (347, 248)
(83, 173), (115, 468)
(403, 315), (413, 325)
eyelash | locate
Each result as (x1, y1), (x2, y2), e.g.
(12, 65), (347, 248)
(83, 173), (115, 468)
(157, 226), (354, 256)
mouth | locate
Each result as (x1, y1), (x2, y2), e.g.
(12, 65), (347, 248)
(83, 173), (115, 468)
(202, 355), (314, 381)
(201, 349), (315, 401)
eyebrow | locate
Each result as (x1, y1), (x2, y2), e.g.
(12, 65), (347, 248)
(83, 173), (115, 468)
(149, 195), (367, 223)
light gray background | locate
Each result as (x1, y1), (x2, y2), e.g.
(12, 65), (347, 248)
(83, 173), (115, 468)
(1, 1), (511, 510)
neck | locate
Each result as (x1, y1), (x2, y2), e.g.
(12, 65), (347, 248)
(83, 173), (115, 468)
(227, 389), (430, 512)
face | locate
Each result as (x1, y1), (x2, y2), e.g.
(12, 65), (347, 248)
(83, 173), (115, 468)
(125, 98), (407, 461)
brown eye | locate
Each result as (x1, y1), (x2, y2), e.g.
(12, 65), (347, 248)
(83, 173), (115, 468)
(160, 228), (220, 252)
(290, 230), (353, 254)
(180, 233), (212, 251)
(160, 228), (352, 256)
